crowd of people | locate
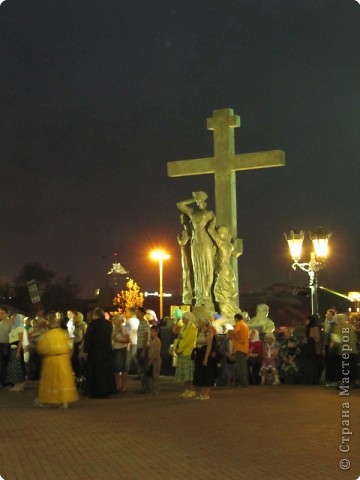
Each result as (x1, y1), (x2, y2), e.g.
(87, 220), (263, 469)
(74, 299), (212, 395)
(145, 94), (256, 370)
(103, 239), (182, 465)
(0, 304), (358, 407)
(171, 307), (359, 397)
(0, 305), (162, 407)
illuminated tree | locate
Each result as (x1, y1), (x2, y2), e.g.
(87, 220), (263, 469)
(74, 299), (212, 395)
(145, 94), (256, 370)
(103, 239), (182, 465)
(113, 278), (144, 314)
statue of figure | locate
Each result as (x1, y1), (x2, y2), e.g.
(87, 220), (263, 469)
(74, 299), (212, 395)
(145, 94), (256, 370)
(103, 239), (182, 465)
(177, 214), (193, 305)
(207, 219), (242, 318)
(177, 191), (216, 311)
(247, 304), (275, 334)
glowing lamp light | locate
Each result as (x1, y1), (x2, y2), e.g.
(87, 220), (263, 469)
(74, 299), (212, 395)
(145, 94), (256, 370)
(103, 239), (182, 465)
(149, 249), (170, 319)
(311, 227), (331, 260)
(284, 230), (304, 262)
(348, 292), (360, 302)
(284, 227), (331, 319)
(150, 250), (170, 261)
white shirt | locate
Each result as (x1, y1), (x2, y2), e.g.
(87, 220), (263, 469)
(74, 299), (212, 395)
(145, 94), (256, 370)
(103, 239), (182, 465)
(67, 319), (75, 339)
(126, 316), (139, 346)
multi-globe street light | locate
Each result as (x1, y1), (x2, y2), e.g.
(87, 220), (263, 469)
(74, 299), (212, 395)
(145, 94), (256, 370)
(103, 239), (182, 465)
(284, 227), (331, 319)
(150, 249), (170, 320)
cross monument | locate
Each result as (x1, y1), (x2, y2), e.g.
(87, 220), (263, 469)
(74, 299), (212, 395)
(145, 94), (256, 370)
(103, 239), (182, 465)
(168, 108), (285, 291)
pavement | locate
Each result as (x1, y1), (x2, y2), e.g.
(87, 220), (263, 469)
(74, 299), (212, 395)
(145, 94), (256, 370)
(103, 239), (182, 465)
(0, 377), (359, 480)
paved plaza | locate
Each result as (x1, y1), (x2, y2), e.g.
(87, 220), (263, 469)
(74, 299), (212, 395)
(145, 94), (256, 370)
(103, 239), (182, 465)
(0, 377), (359, 480)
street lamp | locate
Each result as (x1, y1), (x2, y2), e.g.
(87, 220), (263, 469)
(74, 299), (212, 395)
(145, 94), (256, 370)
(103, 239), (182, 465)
(284, 227), (331, 319)
(150, 249), (170, 320)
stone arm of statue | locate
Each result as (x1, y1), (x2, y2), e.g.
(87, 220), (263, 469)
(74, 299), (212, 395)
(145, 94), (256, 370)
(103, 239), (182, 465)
(231, 238), (243, 258)
(177, 230), (190, 246)
(206, 216), (218, 243)
(176, 199), (195, 217)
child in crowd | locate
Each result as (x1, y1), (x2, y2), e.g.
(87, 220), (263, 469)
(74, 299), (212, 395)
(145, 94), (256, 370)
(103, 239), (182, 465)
(148, 326), (161, 395)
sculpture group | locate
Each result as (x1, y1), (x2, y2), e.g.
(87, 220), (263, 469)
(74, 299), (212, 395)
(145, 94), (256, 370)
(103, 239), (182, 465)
(177, 191), (242, 318)
(168, 107), (285, 322)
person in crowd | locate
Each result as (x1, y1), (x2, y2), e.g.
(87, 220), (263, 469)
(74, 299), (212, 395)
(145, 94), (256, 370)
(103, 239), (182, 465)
(172, 308), (184, 336)
(169, 309), (184, 368)
(175, 311), (197, 398)
(329, 313), (358, 387)
(322, 308), (337, 349)
(125, 307), (139, 374)
(83, 308), (116, 398)
(247, 329), (263, 385)
(112, 313), (130, 393)
(0, 306), (12, 387)
(144, 309), (158, 326)
(299, 315), (321, 384)
(6, 313), (26, 392)
(135, 306), (151, 394)
(232, 313), (250, 387)
(278, 328), (301, 384)
(322, 308), (338, 387)
(147, 325), (161, 395)
(35, 312), (78, 408)
(28, 316), (48, 380)
(219, 328), (236, 386)
(65, 309), (76, 341)
(71, 311), (87, 381)
(260, 333), (280, 385)
(193, 315), (217, 400)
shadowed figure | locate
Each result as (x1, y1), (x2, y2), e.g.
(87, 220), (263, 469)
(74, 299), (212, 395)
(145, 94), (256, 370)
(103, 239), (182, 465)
(208, 218), (242, 318)
(177, 214), (193, 305)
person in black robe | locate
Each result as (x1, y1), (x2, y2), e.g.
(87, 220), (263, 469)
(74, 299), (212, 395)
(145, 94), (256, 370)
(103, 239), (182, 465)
(83, 308), (116, 398)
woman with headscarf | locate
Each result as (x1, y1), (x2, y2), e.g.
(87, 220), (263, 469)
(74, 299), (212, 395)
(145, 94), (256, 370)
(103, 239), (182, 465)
(6, 313), (26, 392)
(260, 333), (280, 385)
(111, 313), (130, 393)
(35, 312), (79, 408)
(71, 311), (87, 382)
(174, 311), (197, 398)
(247, 329), (263, 384)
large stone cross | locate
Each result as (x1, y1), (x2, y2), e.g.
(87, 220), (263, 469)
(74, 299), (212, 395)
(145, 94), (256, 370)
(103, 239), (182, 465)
(168, 108), (285, 238)
(168, 108), (285, 293)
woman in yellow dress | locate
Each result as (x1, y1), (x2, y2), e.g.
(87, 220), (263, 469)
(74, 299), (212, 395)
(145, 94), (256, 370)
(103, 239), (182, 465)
(35, 312), (79, 408)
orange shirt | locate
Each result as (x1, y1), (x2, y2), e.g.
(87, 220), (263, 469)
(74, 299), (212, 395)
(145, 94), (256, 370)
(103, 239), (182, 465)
(233, 320), (249, 355)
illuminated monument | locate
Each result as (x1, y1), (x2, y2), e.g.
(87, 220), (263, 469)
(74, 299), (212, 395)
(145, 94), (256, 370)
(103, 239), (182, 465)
(168, 108), (285, 317)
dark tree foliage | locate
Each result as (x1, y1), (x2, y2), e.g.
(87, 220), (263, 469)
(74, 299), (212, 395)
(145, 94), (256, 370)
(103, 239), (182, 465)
(12, 263), (81, 314)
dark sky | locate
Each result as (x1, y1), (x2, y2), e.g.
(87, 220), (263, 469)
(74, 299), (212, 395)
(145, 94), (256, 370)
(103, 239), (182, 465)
(0, 0), (359, 301)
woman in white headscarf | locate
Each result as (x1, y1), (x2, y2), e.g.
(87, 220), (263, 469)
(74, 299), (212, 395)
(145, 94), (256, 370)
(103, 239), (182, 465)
(260, 333), (280, 385)
(174, 311), (197, 398)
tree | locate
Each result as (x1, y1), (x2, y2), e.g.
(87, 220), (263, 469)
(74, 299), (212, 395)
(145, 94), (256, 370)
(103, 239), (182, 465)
(42, 274), (82, 312)
(113, 278), (144, 314)
(0, 280), (12, 305)
(12, 263), (81, 314)
(14, 262), (55, 290)
(13, 262), (55, 312)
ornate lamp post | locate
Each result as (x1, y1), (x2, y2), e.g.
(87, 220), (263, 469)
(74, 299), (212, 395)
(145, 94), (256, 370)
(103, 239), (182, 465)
(284, 227), (331, 319)
(150, 249), (170, 320)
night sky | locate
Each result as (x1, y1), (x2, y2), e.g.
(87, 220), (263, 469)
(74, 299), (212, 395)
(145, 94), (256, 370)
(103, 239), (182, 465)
(1, 0), (359, 302)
